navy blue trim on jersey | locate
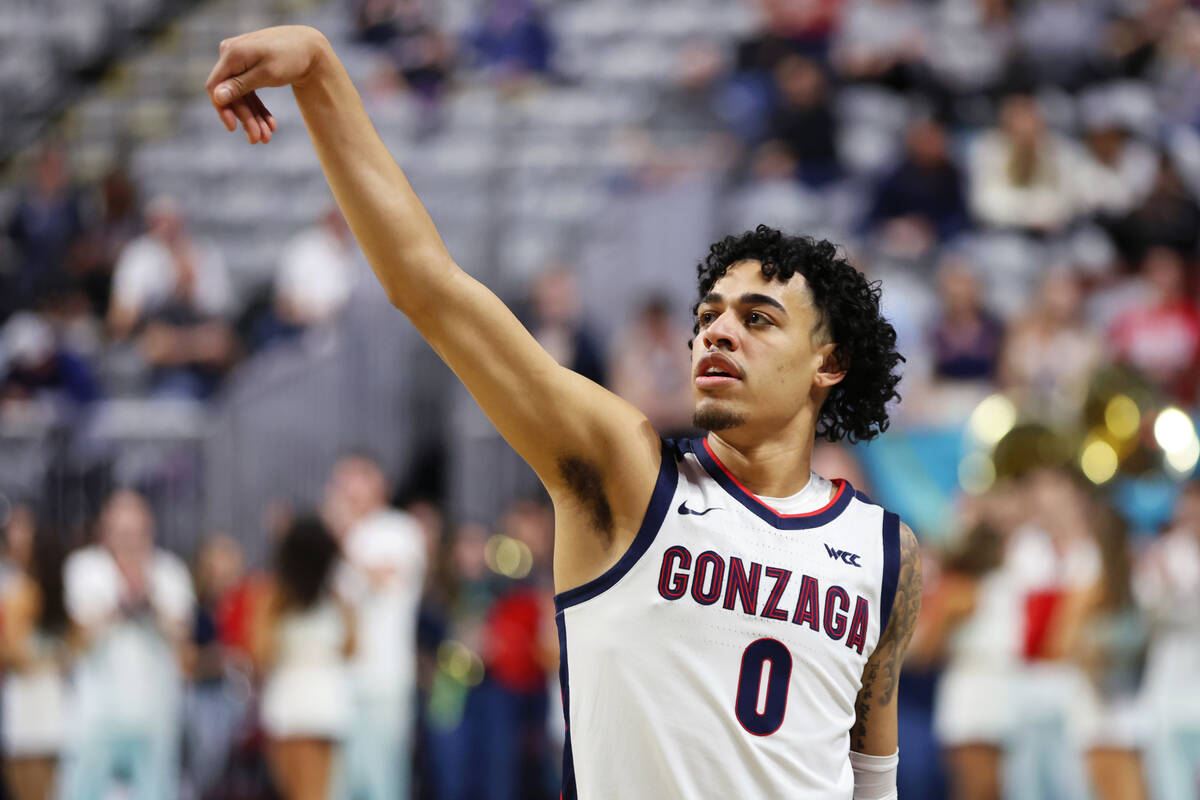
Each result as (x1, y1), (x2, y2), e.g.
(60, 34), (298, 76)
(553, 439), (679, 612)
(678, 438), (856, 530)
(879, 511), (901, 636)
(556, 612), (577, 800)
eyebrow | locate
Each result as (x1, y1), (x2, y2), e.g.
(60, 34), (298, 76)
(700, 292), (788, 315)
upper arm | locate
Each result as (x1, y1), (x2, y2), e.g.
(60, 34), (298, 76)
(850, 521), (922, 755)
(407, 266), (661, 514)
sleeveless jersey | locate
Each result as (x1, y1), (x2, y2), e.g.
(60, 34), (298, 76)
(555, 438), (902, 799)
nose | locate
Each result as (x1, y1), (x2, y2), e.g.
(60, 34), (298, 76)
(701, 310), (740, 352)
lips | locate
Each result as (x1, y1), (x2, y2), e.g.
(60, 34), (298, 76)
(695, 352), (742, 388)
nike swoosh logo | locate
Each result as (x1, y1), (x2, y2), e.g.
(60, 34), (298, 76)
(678, 501), (720, 516)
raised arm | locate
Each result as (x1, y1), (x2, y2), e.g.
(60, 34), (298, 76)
(205, 27), (661, 588)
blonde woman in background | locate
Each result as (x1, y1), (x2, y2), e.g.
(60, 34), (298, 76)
(254, 515), (355, 800)
(1, 506), (72, 800)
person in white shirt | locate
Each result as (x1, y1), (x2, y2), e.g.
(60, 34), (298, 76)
(969, 94), (1084, 233)
(107, 195), (237, 397)
(324, 452), (426, 800)
(274, 206), (358, 328)
(61, 489), (195, 800)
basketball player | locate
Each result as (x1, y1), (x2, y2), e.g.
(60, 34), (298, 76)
(206, 26), (921, 799)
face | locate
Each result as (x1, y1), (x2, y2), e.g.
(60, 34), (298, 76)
(101, 491), (155, 562)
(691, 260), (842, 437)
(330, 457), (389, 521)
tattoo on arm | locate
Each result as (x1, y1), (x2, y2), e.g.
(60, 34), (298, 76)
(850, 522), (922, 752)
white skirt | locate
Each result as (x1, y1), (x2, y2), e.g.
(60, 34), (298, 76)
(934, 664), (1018, 747)
(3, 669), (68, 756)
(260, 663), (352, 741)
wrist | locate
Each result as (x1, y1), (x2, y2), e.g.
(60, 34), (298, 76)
(294, 27), (335, 90)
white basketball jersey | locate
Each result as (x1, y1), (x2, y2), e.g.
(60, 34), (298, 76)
(555, 438), (901, 799)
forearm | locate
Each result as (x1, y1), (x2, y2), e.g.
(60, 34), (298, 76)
(292, 38), (455, 312)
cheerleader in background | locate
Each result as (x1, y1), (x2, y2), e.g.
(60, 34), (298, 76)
(2, 507), (73, 800)
(1137, 480), (1200, 800)
(254, 516), (355, 800)
(1056, 502), (1150, 800)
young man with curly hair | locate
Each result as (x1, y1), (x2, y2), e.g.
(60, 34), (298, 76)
(206, 27), (920, 800)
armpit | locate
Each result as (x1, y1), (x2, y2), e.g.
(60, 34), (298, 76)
(557, 455), (615, 544)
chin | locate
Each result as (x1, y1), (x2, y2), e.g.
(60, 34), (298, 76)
(692, 400), (746, 433)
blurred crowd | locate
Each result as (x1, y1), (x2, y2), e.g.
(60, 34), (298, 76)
(903, 468), (1200, 800)
(1, 449), (562, 800)
(3, 0), (1200, 798)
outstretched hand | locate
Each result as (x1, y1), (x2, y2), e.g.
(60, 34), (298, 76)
(204, 25), (329, 144)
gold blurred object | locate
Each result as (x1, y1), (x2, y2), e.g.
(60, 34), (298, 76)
(965, 365), (1200, 489)
(991, 422), (1070, 480)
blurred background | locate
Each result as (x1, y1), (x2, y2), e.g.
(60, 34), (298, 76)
(1, 0), (1200, 798)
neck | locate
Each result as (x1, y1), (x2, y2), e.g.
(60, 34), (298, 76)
(705, 426), (817, 498)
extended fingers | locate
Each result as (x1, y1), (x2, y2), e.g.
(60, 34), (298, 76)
(250, 92), (277, 135)
(230, 97), (261, 143)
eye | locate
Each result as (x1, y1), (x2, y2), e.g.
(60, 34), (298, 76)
(747, 311), (771, 325)
(698, 310), (717, 326)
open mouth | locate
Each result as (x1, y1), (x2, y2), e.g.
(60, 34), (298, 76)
(695, 353), (742, 387)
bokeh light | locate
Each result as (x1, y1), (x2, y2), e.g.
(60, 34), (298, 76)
(485, 534), (533, 579)
(967, 394), (1018, 447)
(957, 452), (996, 495)
(1104, 395), (1140, 440)
(1080, 436), (1119, 485)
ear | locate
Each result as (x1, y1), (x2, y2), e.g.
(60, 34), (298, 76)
(813, 342), (847, 389)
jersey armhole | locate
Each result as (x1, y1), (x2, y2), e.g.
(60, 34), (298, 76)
(553, 439), (679, 613)
(879, 511), (901, 636)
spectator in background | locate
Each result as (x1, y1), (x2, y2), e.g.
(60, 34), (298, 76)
(1152, 8), (1200, 127)
(356, 0), (454, 104)
(468, 0), (554, 85)
(526, 264), (605, 386)
(768, 55), (841, 187)
(0, 311), (99, 411)
(928, 258), (1005, 384)
(323, 451), (425, 800)
(255, 516), (354, 800)
(999, 267), (1101, 422)
(4, 147), (82, 317)
(1, 510), (72, 800)
(609, 296), (693, 438)
(1074, 108), (1158, 220)
(833, 0), (930, 91)
(927, 0), (1016, 124)
(184, 534), (252, 800)
(1058, 505), (1150, 800)
(71, 165), (142, 320)
(257, 207), (358, 349)
(969, 94), (1082, 233)
(1137, 479), (1200, 800)
(726, 140), (821, 235)
(1108, 247), (1200, 404)
(1106, 155), (1200, 265)
(867, 117), (969, 243)
(753, 0), (842, 56)
(62, 489), (195, 800)
(108, 195), (236, 398)
(1013, 0), (1106, 90)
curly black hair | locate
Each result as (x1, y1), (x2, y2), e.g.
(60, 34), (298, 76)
(694, 225), (903, 444)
